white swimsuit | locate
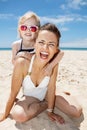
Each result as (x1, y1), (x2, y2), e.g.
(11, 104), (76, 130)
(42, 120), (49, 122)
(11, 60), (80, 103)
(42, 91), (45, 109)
(22, 55), (50, 101)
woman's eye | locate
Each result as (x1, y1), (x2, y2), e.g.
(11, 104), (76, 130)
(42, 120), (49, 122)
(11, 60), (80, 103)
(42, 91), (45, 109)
(49, 44), (55, 47)
(38, 42), (44, 45)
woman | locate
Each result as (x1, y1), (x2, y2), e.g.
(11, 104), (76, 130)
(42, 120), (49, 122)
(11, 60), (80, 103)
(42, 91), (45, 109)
(0, 23), (82, 124)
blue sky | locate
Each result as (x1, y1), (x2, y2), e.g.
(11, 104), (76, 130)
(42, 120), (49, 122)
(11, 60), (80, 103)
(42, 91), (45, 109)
(0, 0), (87, 48)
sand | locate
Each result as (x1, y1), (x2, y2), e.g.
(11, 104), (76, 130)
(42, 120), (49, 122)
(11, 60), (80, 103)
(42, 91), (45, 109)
(0, 50), (87, 130)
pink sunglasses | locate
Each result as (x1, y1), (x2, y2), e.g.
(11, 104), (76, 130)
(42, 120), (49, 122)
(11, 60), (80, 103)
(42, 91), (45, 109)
(20, 25), (38, 32)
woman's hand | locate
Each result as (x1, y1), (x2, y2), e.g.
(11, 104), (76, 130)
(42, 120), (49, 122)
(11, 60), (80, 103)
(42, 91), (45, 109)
(47, 112), (65, 124)
(0, 113), (6, 122)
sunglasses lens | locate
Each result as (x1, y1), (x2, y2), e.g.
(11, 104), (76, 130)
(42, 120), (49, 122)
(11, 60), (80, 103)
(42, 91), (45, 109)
(30, 26), (37, 32)
(20, 25), (38, 32)
(20, 25), (27, 31)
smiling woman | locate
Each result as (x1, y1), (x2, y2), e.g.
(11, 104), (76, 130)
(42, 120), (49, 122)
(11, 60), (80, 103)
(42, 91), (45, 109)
(35, 32), (58, 62)
(0, 23), (82, 125)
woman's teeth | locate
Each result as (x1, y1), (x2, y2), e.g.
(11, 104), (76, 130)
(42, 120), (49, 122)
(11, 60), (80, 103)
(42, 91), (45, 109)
(40, 52), (49, 59)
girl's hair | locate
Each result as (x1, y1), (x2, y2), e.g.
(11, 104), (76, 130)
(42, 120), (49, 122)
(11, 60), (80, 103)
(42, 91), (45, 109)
(18, 11), (40, 27)
(40, 23), (61, 46)
(17, 11), (40, 38)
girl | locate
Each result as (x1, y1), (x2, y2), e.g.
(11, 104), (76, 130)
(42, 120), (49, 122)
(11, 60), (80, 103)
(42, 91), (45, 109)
(12, 11), (40, 64)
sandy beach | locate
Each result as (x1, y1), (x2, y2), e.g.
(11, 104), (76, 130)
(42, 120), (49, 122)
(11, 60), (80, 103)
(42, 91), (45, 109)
(0, 50), (87, 130)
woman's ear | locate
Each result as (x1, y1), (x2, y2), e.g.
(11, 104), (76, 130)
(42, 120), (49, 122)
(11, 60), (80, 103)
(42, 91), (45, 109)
(58, 49), (60, 54)
(55, 48), (59, 54)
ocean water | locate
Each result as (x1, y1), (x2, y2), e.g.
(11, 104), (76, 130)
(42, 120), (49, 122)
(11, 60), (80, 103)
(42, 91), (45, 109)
(0, 47), (87, 51)
(0, 48), (11, 50)
(60, 47), (87, 51)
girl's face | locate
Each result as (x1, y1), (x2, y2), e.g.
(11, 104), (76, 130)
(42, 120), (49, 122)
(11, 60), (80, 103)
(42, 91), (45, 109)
(35, 30), (58, 64)
(19, 17), (39, 42)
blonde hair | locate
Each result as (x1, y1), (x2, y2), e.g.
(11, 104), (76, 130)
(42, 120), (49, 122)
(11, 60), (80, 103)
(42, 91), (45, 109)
(17, 11), (40, 38)
(18, 11), (40, 27)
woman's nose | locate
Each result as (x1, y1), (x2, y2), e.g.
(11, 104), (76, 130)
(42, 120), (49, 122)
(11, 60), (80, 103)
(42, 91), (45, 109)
(43, 44), (48, 49)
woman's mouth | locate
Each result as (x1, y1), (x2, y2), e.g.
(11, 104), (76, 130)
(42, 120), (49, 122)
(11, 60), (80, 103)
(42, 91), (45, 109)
(40, 52), (49, 59)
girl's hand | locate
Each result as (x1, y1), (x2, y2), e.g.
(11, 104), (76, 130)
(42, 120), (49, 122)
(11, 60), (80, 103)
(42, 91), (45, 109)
(16, 51), (33, 61)
(45, 51), (64, 76)
(47, 112), (65, 124)
(12, 51), (32, 65)
(0, 113), (6, 122)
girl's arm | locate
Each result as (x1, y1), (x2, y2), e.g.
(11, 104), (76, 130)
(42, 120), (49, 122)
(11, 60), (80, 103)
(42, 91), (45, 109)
(0, 58), (24, 121)
(12, 43), (32, 64)
(12, 42), (21, 65)
(45, 51), (64, 76)
(16, 51), (32, 61)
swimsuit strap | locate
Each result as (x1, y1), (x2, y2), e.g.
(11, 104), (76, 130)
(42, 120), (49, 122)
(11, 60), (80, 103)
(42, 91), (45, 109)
(28, 55), (35, 75)
(19, 40), (35, 53)
(20, 40), (22, 50)
(16, 40), (22, 55)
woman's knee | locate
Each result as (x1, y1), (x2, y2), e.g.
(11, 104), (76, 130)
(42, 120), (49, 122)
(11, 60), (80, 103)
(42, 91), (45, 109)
(11, 101), (47, 122)
(12, 103), (40, 122)
(55, 95), (82, 118)
(27, 101), (46, 118)
(29, 102), (41, 115)
(72, 106), (82, 118)
(11, 105), (28, 123)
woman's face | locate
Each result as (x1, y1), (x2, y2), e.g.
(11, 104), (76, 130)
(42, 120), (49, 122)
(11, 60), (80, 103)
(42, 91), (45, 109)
(35, 30), (58, 64)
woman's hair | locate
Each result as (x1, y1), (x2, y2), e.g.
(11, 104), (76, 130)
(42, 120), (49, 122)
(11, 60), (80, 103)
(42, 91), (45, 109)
(18, 11), (40, 27)
(39, 23), (61, 46)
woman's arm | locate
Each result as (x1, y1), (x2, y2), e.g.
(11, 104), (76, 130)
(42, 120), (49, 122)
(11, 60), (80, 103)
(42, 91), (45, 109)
(0, 58), (24, 121)
(47, 64), (65, 124)
(47, 64), (58, 111)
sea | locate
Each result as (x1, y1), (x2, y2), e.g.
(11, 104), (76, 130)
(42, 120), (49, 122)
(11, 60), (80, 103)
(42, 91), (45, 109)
(0, 47), (87, 51)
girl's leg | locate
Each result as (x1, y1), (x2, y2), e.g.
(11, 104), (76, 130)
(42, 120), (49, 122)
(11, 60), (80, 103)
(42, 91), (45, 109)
(11, 96), (47, 123)
(55, 92), (82, 118)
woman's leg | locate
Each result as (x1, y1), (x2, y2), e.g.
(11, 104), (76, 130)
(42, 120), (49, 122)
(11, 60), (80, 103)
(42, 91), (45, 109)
(55, 92), (82, 118)
(11, 96), (47, 123)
